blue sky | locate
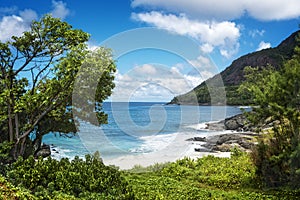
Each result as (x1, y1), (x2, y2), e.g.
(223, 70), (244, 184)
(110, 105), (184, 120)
(1, 0), (300, 102)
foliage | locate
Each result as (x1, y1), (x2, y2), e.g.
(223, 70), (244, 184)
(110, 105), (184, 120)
(125, 151), (300, 199)
(239, 40), (300, 187)
(161, 150), (255, 189)
(170, 31), (299, 106)
(6, 154), (133, 199)
(2, 151), (300, 199)
(0, 15), (116, 160)
(0, 174), (36, 200)
(127, 162), (170, 174)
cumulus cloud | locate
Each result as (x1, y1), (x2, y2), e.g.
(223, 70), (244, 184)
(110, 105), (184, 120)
(0, 9), (37, 41)
(256, 41), (271, 51)
(112, 55), (218, 102)
(112, 64), (202, 102)
(132, 12), (240, 58)
(51, 0), (70, 19)
(131, 0), (300, 21)
(0, 1), (70, 41)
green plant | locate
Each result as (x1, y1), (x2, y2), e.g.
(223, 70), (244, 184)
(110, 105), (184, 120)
(239, 38), (300, 187)
(7, 154), (134, 199)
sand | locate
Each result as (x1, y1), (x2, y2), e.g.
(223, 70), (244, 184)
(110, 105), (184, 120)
(103, 129), (232, 170)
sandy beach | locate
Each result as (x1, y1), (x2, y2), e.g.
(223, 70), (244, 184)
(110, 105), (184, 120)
(103, 127), (233, 169)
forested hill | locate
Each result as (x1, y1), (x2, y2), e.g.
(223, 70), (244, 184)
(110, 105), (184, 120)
(169, 30), (300, 105)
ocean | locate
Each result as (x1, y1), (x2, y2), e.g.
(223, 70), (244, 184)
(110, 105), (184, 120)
(43, 102), (248, 166)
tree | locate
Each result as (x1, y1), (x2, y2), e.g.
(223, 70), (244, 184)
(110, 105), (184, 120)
(239, 39), (300, 187)
(0, 15), (116, 160)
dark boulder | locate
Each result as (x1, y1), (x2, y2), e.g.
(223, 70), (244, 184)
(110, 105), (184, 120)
(186, 137), (207, 142)
(224, 114), (248, 131)
(34, 144), (51, 158)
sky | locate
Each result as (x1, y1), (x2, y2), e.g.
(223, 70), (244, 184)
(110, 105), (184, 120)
(0, 0), (300, 102)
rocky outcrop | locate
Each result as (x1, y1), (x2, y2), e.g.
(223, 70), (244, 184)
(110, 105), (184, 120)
(192, 133), (257, 153)
(205, 113), (258, 132)
(189, 112), (262, 153)
(34, 144), (51, 158)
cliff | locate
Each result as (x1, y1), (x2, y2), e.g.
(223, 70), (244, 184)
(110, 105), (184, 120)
(169, 30), (300, 105)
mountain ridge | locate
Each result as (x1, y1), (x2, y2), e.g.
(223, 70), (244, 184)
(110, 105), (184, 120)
(169, 30), (300, 105)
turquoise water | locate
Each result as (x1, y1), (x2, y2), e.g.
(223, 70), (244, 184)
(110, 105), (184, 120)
(43, 102), (247, 160)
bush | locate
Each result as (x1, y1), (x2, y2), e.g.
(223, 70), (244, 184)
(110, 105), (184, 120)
(161, 151), (256, 189)
(0, 174), (36, 199)
(125, 152), (297, 199)
(7, 154), (134, 199)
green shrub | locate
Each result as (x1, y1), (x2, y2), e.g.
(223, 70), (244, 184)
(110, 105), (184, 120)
(161, 152), (256, 189)
(0, 174), (36, 199)
(7, 154), (134, 199)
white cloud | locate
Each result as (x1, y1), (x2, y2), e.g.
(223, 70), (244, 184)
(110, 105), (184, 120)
(0, 9), (37, 41)
(19, 9), (38, 23)
(134, 64), (157, 75)
(249, 29), (265, 38)
(112, 56), (218, 102)
(112, 64), (200, 102)
(132, 11), (240, 58)
(0, 1), (70, 42)
(200, 43), (214, 54)
(187, 55), (216, 83)
(132, 0), (300, 21)
(256, 41), (271, 51)
(51, 0), (70, 19)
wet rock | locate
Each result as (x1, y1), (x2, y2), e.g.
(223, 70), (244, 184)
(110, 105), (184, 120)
(194, 148), (212, 152)
(186, 137), (206, 142)
(35, 144), (51, 158)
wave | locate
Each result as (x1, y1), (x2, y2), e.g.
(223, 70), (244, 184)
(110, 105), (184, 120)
(185, 120), (222, 131)
(129, 133), (178, 153)
(49, 144), (87, 160)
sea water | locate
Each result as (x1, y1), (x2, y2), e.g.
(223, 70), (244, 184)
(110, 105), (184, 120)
(43, 102), (248, 161)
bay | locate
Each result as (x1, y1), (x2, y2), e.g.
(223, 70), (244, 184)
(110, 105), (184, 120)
(43, 102), (248, 163)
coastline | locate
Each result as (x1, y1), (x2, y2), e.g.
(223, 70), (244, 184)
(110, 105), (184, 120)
(104, 114), (256, 170)
(103, 128), (239, 170)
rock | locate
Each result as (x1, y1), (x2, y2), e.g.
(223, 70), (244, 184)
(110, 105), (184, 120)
(186, 137), (206, 142)
(194, 148), (212, 152)
(35, 144), (51, 158)
(224, 114), (248, 131)
(195, 133), (256, 153)
(206, 120), (225, 131)
(212, 144), (232, 152)
(239, 140), (254, 150)
(216, 134), (242, 145)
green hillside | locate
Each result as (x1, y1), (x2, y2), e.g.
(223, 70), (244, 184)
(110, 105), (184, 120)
(169, 30), (300, 105)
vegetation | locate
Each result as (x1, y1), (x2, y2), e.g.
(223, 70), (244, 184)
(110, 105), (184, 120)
(0, 15), (116, 161)
(169, 30), (300, 105)
(239, 40), (300, 187)
(2, 150), (300, 199)
(125, 150), (300, 199)
(4, 153), (133, 199)
(0, 174), (36, 199)
(0, 9), (300, 200)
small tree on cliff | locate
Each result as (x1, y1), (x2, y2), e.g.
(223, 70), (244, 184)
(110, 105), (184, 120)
(239, 38), (300, 187)
(0, 15), (116, 160)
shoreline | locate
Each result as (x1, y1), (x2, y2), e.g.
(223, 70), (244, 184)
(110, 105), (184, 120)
(46, 113), (256, 170)
(103, 129), (239, 170)
(103, 115), (256, 170)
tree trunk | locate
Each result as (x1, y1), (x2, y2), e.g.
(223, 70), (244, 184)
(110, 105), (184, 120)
(19, 137), (27, 158)
(7, 104), (14, 142)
